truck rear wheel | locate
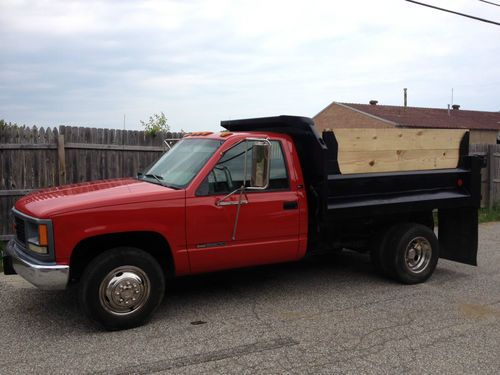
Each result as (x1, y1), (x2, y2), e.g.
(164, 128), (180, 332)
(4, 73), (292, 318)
(370, 226), (397, 276)
(78, 247), (165, 331)
(383, 224), (439, 284)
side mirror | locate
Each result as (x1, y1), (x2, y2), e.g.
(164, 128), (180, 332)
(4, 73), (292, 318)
(249, 141), (271, 189)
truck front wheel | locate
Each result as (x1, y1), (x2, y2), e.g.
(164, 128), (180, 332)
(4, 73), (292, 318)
(78, 247), (165, 331)
(383, 224), (439, 284)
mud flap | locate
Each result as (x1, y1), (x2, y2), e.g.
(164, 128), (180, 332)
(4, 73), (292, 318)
(2, 255), (17, 275)
(438, 207), (478, 266)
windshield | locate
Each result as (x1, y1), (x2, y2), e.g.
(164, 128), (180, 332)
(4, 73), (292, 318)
(140, 138), (223, 189)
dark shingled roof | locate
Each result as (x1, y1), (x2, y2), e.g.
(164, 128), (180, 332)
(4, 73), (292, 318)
(339, 103), (500, 131)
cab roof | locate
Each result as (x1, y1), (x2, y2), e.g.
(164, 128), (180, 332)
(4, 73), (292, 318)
(183, 130), (284, 141)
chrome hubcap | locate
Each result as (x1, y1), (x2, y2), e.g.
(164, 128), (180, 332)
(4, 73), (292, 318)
(405, 237), (432, 274)
(99, 266), (150, 315)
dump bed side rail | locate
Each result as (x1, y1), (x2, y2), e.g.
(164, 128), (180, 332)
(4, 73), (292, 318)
(326, 163), (481, 218)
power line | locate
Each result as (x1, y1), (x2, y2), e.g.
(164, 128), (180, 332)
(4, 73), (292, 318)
(405, 0), (500, 26)
(479, 0), (500, 7)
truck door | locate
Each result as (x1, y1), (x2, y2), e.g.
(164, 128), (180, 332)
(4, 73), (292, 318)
(186, 140), (300, 273)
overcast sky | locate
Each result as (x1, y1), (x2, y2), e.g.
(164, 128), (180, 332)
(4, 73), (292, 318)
(0, 0), (499, 131)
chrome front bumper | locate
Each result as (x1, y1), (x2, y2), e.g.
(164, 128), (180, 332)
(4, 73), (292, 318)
(3, 240), (69, 290)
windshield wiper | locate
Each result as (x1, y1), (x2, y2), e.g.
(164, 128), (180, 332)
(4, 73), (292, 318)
(137, 172), (180, 189)
(137, 172), (164, 185)
(145, 174), (163, 183)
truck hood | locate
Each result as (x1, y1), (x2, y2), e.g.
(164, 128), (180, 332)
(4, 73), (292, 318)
(15, 178), (184, 218)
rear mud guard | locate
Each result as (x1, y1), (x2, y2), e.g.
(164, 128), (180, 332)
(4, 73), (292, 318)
(438, 207), (478, 266)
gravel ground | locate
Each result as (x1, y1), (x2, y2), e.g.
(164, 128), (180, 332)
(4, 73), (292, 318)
(0, 222), (499, 375)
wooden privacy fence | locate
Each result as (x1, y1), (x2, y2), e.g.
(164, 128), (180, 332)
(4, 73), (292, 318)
(470, 144), (500, 209)
(0, 125), (183, 240)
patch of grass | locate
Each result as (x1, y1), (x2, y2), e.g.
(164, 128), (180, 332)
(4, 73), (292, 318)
(434, 207), (500, 226)
(479, 206), (500, 224)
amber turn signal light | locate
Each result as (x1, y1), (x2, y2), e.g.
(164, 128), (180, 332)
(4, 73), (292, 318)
(38, 224), (48, 246)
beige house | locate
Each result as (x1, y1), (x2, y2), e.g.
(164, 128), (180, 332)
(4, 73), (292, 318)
(314, 101), (500, 144)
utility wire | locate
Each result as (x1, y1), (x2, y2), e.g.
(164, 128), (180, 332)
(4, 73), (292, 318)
(479, 0), (500, 7)
(405, 0), (500, 26)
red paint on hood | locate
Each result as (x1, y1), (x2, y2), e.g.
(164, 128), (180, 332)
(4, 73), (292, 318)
(16, 178), (183, 218)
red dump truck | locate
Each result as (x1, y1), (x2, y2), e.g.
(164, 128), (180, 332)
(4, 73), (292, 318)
(3, 116), (484, 330)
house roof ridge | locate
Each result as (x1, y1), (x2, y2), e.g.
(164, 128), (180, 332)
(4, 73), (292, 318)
(312, 101), (500, 131)
(340, 102), (500, 114)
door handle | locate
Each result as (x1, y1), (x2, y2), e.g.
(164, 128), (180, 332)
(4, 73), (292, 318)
(216, 199), (248, 206)
(283, 201), (298, 210)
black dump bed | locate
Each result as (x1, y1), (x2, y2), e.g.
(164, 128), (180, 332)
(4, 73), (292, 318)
(222, 115), (484, 265)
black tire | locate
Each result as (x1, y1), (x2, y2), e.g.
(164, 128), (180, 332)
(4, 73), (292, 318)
(382, 223), (439, 284)
(78, 247), (165, 331)
(370, 225), (400, 276)
(370, 230), (386, 273)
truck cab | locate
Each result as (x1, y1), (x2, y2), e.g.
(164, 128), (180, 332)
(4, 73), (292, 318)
(3, 128), (307, 329)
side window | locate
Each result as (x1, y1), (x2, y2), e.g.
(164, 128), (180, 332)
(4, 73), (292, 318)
(197, 140), (289, 196)
(269, 141), (288, 189)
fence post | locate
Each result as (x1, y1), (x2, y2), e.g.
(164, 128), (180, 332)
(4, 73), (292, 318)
(488, 144), (494, 209)
(57, 134), (66, 185)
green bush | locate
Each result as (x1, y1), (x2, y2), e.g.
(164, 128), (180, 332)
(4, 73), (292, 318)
(0, 119), (18, 130)
(140, 112), (169, 137)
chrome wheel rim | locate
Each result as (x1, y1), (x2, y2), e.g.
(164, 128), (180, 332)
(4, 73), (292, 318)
(404, 237), (432, 274)
(99, 266), (151, 316)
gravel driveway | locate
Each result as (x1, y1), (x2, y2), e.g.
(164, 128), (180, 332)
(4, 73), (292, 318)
(1, 222), (499, 374)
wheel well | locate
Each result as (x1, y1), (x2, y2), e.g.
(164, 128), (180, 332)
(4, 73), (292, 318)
(385, 211), (434, 230)
(69, 231), (174, 284)
(371, 211), (435, 239)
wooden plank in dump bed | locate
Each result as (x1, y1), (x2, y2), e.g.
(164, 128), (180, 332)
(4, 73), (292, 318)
(329, 128), (467, 174)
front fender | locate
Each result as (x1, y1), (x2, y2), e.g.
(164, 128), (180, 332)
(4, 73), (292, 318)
(52, 199), (189, 274)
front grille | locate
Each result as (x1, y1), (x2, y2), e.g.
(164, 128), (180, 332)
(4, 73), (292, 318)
(14, 216), (26, 244)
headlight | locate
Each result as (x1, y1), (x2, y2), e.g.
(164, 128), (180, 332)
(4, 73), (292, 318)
(26, 222), (49, 254)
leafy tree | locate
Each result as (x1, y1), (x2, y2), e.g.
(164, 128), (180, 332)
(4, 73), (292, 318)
(0, 119), (18, 130)
(140, 112), (169, 137)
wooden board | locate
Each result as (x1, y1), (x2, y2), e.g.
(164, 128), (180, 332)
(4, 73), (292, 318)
(329, 128), (467, 174)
